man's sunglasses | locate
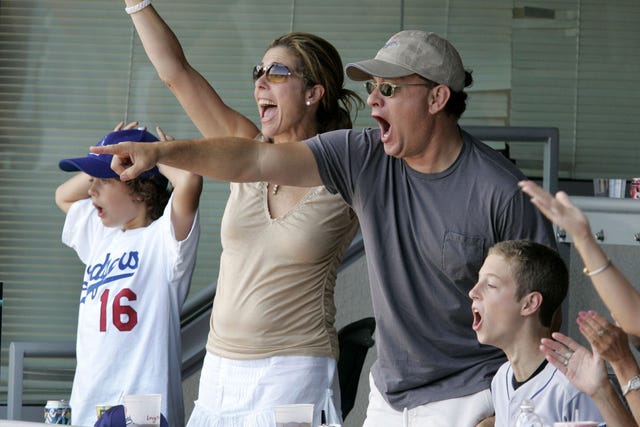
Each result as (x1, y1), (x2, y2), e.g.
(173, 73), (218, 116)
(364, 80), (433, 98)
(252, 63), (300, 84)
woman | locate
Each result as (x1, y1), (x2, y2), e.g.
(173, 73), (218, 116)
(122, 1), (363, 425)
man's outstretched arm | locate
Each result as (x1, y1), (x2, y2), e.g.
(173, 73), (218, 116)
(91, 136), (323, 188)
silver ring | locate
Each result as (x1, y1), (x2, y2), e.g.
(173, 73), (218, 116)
(598, 329), (605, 337)
(565, 351), (573, 359)
(563, 359), (568, 366)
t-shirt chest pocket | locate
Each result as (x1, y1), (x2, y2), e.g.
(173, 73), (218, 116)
(442, 231), (485, 285)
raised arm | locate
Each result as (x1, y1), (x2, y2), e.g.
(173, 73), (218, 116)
(90, 136), (323, 188)
(123, 1), (257, 139)
(55, 172), (91, 214)
(519, 180), (640, 336)
(155, 127), (202, 241)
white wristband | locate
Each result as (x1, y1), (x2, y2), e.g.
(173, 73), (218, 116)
(125, 0), (152, 15)
(582, 259), (611, 277)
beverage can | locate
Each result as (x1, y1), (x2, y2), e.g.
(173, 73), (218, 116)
(44, 399), (71, 425)
(630, 178), (640, 199)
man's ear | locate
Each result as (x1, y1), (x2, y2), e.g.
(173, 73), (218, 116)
(521, 291), (543, 317)
(428, 84), (451, 114)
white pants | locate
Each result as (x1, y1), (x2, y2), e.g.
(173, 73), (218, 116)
(362, 373), (494, 427)
(186, 352), (341, 427)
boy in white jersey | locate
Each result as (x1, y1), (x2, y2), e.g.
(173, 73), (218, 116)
(469, 240), (603, 426)
(55, 123), (202, 427)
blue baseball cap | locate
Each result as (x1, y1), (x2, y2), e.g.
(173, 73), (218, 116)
(59, 129), (163, 179)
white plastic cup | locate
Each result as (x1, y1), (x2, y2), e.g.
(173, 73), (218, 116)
(123, 394), (161, 427)
(608, 178), (626, 198)
(273, 403), (314, 427)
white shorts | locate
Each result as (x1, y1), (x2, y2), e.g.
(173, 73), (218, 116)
(186, 352), (341, 427)
(362, 373), (494, 427)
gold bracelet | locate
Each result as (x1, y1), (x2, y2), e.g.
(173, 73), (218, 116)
(583, 259), (611, 276)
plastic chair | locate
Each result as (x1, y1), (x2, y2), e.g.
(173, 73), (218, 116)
(337, 317), (376, 420)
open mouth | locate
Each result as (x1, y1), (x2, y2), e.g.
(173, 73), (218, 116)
(471, 307), (483, 331)
(93, 203), (104, 218)
(373, 116), (391, 141)
(258, 98), (277, 121)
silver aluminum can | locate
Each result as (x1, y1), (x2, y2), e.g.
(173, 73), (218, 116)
(44, 399), (71, 424)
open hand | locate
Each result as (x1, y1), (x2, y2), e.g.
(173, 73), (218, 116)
(577, 311), (634, 365)
(518, 180), (593, 243)
(113, 120), (141, 131)
(540, 332), (607, 397)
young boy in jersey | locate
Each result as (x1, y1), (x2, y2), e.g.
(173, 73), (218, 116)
(55, 123), (202, 427)
(469, 240), (604, 426)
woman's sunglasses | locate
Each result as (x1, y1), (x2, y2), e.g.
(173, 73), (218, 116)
(252, 63), (299, 84)
(364, 80), (433, 98)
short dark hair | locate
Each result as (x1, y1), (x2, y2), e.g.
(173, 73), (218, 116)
(489, 240), (568, 328)
(445, 70), (473, 119)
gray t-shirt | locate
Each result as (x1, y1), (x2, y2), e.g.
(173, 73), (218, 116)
(305, 127), (556, 410)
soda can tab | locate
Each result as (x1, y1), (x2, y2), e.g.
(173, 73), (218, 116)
(630, 178), (640, 199)
(44, 399), (71, 425)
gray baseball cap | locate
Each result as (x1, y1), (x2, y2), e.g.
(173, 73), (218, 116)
(346, 30), (466, 92)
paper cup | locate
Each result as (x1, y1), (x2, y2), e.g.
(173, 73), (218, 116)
(608, 178), (626, 198)
(273, 403), (314, 427)
(95, 404), (112, 420)
(123, 394), (161, 426)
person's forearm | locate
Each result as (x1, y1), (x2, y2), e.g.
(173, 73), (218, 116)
(152, 138), (252, 181)
(162, 136), (322, 187)
(97, 136), (322, 187)
(590, 383), (637, 427)
(122, 1), (257, 140)
(124, 0), (187, 82)
(611, 356), (640, 388)
(611, 359), (640, 426)
(158, 164), (202, 213)
(152, 137), (273, 183)
(55, 173), (91, 213)
(574, 236), (640, 336)
(624, 388), (640, 426)
(159, 165), (202, 242)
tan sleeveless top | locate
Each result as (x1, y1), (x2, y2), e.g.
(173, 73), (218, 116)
(206, 181), (358, 359)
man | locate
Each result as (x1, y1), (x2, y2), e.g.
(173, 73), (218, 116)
(93, 30), (556, 426)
